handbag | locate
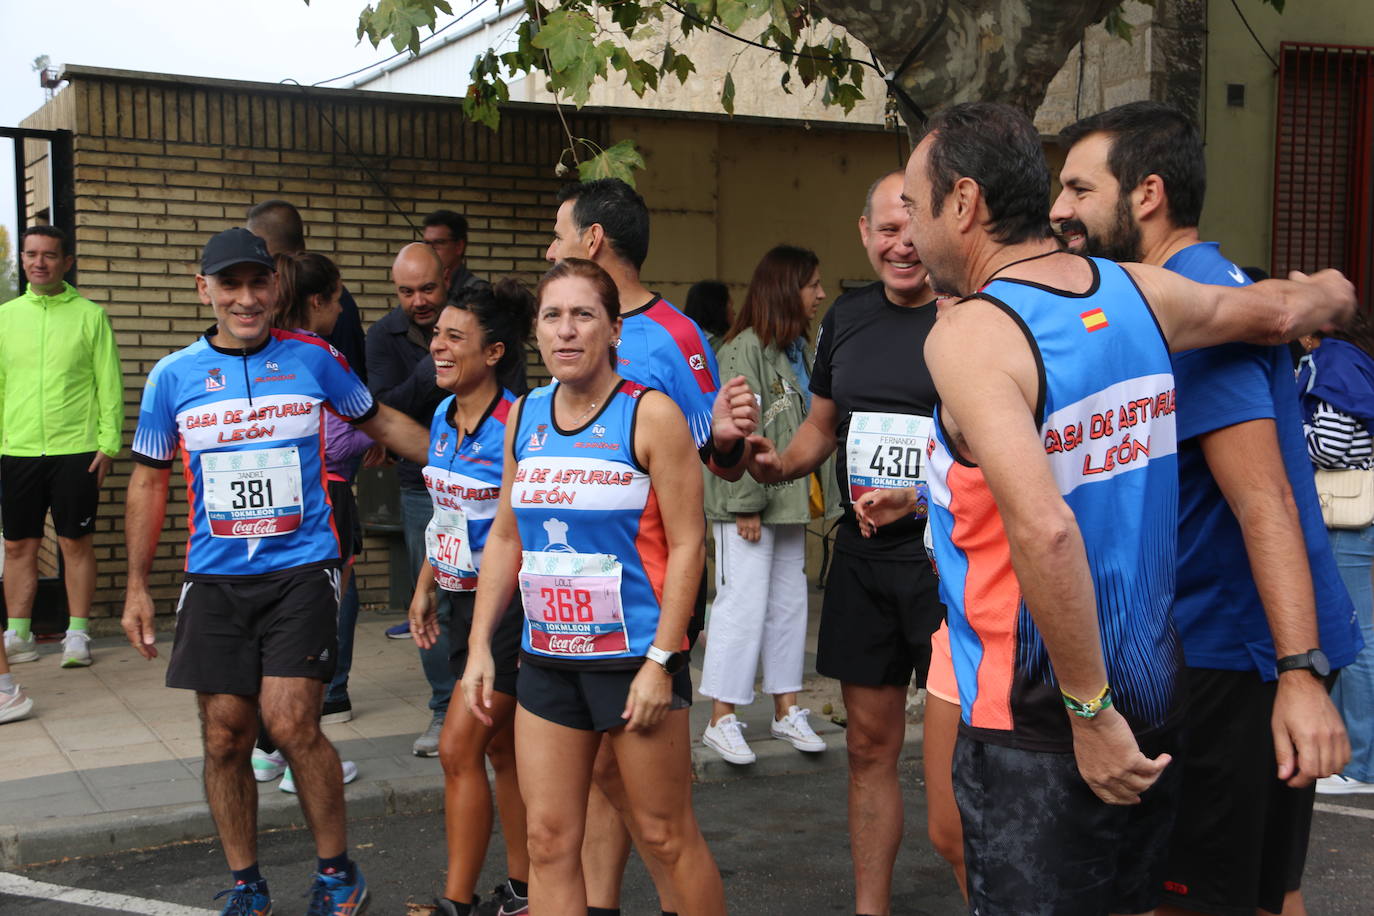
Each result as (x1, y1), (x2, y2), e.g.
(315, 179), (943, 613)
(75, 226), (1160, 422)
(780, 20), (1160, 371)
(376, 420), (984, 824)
(1313, 467), (1374, 529)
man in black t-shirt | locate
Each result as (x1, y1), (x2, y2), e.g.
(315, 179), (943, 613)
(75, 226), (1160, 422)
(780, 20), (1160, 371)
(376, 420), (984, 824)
(747, 170), (947, 916)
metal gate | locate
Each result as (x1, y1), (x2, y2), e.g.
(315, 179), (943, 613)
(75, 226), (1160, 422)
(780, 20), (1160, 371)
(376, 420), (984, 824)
(1271, 43), (1374, 312)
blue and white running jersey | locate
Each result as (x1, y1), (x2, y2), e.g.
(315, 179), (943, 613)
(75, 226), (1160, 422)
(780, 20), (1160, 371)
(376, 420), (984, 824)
(926, 257), (1183, 751)
(511, 380), (671, 668)
(617, 297), (719, 448)
(422, 390), (514, 590)
(131, 328), (377, 578)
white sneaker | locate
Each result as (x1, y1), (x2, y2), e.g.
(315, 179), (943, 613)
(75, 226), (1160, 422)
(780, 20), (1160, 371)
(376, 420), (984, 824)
(0, 686), (34, 724)
(1316, 773), (1374, 795)
(4, 631), (38, 664)
(702, 713), (756, 764)
(251, 747), (288, 782)
(771, 706), (826, 753)
(60, 631), (92, 668)
(280, 759), (358, 794)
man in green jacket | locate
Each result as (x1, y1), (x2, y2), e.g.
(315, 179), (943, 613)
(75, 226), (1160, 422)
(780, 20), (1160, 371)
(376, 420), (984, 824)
(1, 226), (122, 668)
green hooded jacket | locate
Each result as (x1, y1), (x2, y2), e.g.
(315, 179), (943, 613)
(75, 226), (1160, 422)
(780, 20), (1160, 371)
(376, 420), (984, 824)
(0, 282), (123, 457)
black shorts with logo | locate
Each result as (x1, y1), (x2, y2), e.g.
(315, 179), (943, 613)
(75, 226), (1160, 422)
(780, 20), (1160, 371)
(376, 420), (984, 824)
(517, 660), (692, 732)
(1159, 667), (1327, 916)
(955, 728), (1183, 916)
(817, 547), (946, 688)
(448, 589), (522, 698)
(1, 452), (101, 540)
(166, 567), (342, 696)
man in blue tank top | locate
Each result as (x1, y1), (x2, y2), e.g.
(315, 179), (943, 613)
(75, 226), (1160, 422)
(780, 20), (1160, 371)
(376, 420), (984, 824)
(1054, 101), (1362, 916)
(544, 177), (720, 915)
(900, 102), (1355, 916)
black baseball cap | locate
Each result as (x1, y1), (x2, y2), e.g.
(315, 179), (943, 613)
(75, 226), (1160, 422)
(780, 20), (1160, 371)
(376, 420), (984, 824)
(200, 228), (275, 276)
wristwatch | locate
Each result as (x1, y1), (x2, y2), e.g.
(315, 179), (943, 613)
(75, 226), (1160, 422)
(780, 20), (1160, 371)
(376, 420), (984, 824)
(645, 644), (687, 675)
(1276, 648), (1331, 679)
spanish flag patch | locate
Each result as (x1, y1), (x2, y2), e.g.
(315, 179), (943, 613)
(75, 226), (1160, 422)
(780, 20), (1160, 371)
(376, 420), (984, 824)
(1080, 308), (1108, 332)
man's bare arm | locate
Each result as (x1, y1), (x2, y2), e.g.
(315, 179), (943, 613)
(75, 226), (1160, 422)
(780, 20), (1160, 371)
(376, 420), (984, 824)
(1199, 419), (1350, 785)
(748, 394), (840, 484)
(123, 463), (171, 659)
(927, 301), (1170, 804)
(1126, 264), (1356, 352)
(355, 403), (429, 465)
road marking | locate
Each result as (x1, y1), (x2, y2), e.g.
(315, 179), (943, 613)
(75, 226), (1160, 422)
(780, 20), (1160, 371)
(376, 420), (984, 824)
(0, 871), (216, 915)
(1314, 801), (1374, 821)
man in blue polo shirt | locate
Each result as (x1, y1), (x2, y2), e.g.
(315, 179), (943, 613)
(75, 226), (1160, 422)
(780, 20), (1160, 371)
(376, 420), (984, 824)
(1053, 101), (1362, 916)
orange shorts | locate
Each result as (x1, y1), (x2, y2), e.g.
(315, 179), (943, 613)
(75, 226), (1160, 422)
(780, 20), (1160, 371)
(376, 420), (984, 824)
(925, 619), (959, 706)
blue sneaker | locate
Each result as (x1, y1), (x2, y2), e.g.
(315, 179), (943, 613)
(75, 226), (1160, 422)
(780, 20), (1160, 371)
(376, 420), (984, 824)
(384, 623), (412, 639)
(214, 879), (272, 915)
(306, 867), (368, 915)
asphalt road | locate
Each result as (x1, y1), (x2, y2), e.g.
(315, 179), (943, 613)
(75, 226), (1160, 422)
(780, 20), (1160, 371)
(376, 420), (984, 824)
(3, 760), (1372, 915)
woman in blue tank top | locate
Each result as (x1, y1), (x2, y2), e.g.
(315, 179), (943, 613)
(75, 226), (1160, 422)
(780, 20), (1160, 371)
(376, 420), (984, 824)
(406, 280), (534, 916)
(463, 259), (725, 914)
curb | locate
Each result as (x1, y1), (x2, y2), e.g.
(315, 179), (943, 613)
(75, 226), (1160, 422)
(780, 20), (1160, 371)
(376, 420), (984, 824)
(0, 726), (924, 870)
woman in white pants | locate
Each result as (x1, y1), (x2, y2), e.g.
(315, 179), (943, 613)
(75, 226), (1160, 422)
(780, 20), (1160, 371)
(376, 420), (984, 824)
(700, 245), (839, 763)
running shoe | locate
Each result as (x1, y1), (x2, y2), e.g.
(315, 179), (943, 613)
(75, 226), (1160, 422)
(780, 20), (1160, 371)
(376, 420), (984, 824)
(251, 747), (288, 783)
(476, 879), (529, 915)
(306, 866), (368, 916)
(770, 705), (826, 753)
(60, 631), (92, 668)
(214, 878), (272, 915)
(320, 698), (353, 724)
(436, 898), (476, 916)
(3, 631), (38, 664)
(702, 713), (756, 765)
(413, 716), (444, 757)
(1316, 773), (1374, 795)
(0, 686), (34, 724)
(384, 623), (412, 639)
(280, 760), (359, 794)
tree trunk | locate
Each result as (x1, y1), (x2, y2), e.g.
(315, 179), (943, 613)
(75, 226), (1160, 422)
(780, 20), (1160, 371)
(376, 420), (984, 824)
(814, 0), (1118, 134)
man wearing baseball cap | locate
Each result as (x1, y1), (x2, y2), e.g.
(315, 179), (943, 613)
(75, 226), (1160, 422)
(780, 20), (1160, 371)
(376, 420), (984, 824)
(122, 227), (429, 916)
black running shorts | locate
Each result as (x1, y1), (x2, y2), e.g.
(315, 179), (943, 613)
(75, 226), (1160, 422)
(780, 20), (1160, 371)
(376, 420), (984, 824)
(517, 660), (692, 732)
(816, 547), (946, 687)
(166, 567), (342, 695)
(1159, 667), (1325, 916)
(954, 730), (1183, 916)
(1, 452), (101, 540)
(448, 589), (522, 698)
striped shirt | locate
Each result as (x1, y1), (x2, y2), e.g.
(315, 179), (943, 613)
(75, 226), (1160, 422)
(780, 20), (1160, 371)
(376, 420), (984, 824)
(1305, 399), (1374, 469)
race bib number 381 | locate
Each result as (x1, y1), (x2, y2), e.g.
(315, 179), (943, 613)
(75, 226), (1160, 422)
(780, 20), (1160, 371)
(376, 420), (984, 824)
(202, 446), (304, 537)
(519, 551), (629, 659)
(847, 412), (933, 515)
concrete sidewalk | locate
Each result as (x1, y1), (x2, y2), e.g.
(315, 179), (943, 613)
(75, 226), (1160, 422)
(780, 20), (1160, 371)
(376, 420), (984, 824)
(0, 598), (922, 869)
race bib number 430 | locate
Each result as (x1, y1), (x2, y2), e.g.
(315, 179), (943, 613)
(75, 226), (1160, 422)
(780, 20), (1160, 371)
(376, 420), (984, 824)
(847, 412), (933, 515)
(519, 551), (629, 659)
(201, 446), (304, 537)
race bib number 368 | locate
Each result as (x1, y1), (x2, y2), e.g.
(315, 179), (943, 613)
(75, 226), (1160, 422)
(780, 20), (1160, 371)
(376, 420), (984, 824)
(847, 412), (933, 515)
(519, 551), (629, 659)
(202, 446), (304, 538)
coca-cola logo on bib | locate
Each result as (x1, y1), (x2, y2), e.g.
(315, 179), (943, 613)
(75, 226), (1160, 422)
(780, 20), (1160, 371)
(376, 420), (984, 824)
(546, 633), (597, 654)
(231, 519), (281, 536)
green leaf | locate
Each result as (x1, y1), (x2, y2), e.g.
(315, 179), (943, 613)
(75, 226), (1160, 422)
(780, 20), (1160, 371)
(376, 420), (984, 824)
(578, 139), (646, 186)
(721, 71), (736, 116)
(716, 0), (751, 33)
(661, 46), (695, 85)
(531, 9), (597, 70)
